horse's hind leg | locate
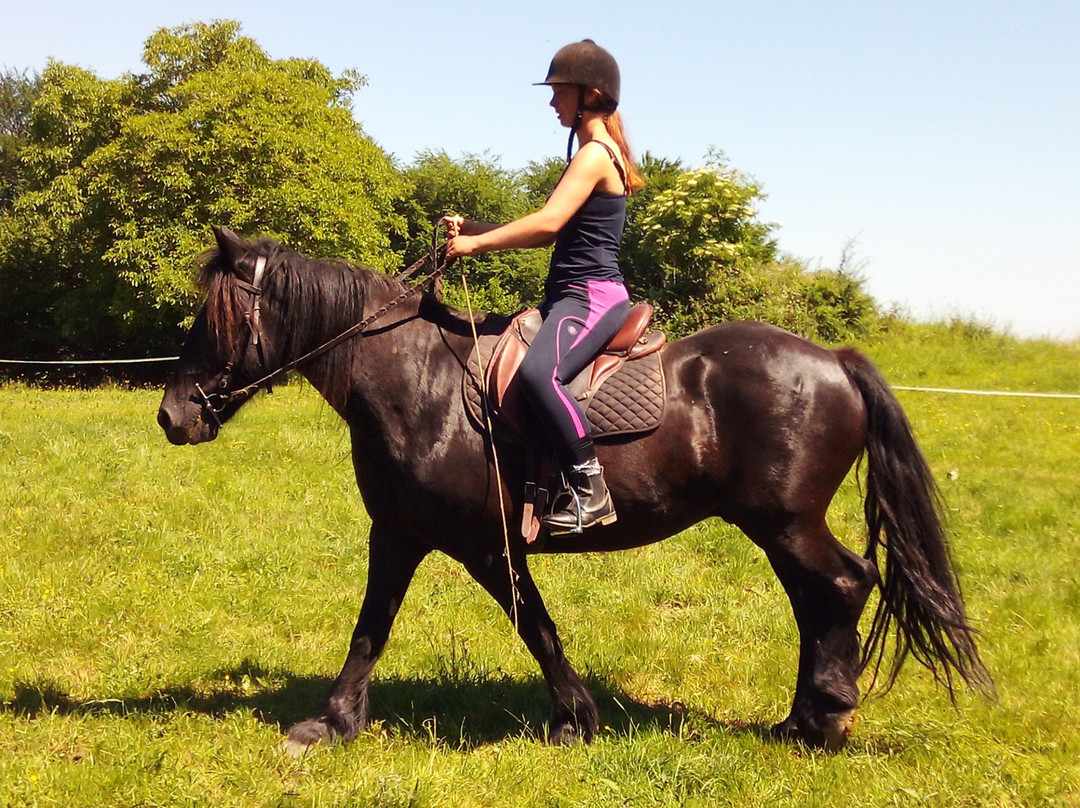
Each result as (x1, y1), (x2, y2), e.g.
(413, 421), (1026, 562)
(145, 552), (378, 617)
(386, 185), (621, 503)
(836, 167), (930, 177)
(464, 552), (599, 745)
(754, 516), (878, 751)
(286, 524), (427, 753)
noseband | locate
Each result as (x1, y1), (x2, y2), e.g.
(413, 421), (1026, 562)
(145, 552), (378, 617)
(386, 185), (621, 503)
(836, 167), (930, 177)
(196, 250), (447, 425)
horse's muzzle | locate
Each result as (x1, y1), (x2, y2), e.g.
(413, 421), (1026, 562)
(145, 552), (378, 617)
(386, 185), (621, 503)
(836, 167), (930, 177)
(157, 401), (218, 445)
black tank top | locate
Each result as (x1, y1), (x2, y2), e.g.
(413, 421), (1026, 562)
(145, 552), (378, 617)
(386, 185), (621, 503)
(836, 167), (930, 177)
(546, 142), (628, 296)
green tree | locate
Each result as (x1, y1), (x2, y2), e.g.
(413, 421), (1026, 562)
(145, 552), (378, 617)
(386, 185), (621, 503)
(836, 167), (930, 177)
(400, 150), (549, 314)
(0, 20), (405, 358)
(0, 62), (125, 358)
(0, 67), (41, 211)
(520, 156), (565, 208)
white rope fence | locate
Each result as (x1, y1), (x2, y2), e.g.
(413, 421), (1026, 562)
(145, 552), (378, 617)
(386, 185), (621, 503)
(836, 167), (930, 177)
(0, 357), (178, 365)
(894, 385), (1080, 400)
(2, 359), (1078, 398)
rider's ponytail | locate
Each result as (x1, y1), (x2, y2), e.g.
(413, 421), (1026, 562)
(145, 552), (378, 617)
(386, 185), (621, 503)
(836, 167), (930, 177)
(603, 108), (644, 194)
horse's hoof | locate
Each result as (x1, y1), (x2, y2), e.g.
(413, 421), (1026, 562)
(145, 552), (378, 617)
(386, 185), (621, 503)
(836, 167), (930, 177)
(284, 717), (338, 757)
(548, 721), (594, 746)
(283, 737), (312, 759)
(770, 716), (799, 742)
(548, 723), (579, 746)
(820, 710), (856, 753)
(770, 709), (855, 752)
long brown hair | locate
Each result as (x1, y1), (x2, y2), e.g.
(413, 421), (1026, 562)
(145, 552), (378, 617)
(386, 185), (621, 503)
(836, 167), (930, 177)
(599, 102), (644, 194)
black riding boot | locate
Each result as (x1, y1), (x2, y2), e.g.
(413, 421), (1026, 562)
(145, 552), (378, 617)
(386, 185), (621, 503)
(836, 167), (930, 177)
(542, 459), (617, 534)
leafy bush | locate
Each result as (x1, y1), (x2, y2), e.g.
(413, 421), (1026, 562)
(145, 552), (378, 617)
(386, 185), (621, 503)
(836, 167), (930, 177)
(623, 153), (877, 341)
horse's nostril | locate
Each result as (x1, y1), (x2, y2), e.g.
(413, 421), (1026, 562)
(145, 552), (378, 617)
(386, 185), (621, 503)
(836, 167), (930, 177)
(157, 406), (176, 433)
(157, 405), (190, 444)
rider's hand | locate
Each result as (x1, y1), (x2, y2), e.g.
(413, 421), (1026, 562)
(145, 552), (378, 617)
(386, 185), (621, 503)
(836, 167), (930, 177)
(441, 214), (464, 240)
(446, 234), (479, 261)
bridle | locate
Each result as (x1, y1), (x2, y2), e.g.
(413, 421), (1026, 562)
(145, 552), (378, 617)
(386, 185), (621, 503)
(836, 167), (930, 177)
(195, 247), (448, 426)
(194, 254), (270, 425)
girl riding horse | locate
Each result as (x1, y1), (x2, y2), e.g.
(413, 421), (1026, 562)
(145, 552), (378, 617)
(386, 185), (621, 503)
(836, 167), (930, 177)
(445, 40), (643, 534)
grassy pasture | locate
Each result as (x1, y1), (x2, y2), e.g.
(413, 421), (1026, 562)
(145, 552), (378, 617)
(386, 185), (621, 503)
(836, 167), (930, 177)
(1, 327), (1078, 806)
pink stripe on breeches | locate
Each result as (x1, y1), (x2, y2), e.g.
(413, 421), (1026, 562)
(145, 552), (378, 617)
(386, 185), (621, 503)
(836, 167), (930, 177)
(517, 281), (631, 452)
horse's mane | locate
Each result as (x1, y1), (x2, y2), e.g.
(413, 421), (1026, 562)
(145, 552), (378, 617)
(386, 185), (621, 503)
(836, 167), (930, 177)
(197, 237), (409, 410)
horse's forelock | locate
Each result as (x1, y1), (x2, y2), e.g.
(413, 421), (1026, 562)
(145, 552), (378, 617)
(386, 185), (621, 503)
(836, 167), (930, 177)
(195, 240), (289, 361)
(197, 249), (247, 362)
(193, 238), (408, 408)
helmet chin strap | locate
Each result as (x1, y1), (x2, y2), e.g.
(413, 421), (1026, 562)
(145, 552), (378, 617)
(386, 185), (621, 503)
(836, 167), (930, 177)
(567, 86), (586, 162)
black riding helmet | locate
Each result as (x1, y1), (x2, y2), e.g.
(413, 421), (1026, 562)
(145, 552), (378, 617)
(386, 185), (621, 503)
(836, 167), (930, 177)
(535, 39), (621, 161)
(535, 39), (620, 108)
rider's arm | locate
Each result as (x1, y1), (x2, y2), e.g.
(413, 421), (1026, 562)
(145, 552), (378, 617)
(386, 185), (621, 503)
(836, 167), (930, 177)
(445, 145), (609, 259)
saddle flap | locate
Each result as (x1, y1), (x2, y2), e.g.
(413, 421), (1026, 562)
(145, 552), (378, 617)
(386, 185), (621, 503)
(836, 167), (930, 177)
(488, 311), (538, 409)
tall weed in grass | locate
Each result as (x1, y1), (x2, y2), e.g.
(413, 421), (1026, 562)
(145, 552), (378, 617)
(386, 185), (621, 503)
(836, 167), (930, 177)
(1, 327), (1078, 806)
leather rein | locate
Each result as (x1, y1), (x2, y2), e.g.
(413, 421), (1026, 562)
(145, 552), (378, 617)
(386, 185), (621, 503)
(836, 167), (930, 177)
(196, 247), (448, 424)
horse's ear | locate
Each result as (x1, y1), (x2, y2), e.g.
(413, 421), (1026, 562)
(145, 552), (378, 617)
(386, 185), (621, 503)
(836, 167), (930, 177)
(212, 225), (246, 270)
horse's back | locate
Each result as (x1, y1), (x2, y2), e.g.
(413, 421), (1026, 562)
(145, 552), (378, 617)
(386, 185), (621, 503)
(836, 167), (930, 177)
(664, 320), (859, 406)
(657, 321), (867, 517)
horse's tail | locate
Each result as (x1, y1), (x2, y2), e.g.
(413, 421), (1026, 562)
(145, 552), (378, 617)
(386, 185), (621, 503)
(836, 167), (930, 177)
(835, 347), (994, 701)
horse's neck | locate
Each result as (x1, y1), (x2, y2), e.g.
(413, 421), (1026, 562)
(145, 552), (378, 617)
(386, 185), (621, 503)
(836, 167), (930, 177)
(294, 275), (451, 419)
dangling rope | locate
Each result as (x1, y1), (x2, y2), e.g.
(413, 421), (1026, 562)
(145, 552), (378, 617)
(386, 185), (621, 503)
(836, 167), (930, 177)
(455, 256), (521, 629)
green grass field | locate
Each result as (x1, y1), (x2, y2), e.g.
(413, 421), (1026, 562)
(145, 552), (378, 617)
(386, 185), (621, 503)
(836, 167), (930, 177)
(1, 326), (1078, 806)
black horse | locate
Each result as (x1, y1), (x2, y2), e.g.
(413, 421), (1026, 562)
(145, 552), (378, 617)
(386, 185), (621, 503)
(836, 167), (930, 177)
(158, 227), (992, 752)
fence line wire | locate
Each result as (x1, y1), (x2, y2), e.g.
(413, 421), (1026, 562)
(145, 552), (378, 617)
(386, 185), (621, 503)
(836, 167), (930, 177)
(894, 385), (1080, 400)
(0, 357), (178, 365)
(2, 359), (1078, 398)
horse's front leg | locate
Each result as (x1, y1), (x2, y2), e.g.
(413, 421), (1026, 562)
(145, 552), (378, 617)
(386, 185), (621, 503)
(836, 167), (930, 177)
(465, 551), (598, 745)
(286, 524), (427, 753)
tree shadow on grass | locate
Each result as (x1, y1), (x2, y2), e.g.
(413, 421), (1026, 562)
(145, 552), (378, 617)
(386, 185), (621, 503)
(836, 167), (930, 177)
(4, 660), (772, 749)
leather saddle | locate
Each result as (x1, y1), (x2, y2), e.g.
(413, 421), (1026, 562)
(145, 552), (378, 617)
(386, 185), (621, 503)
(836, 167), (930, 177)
(463, 303), (667, 442)
(462, 303), (667, 544)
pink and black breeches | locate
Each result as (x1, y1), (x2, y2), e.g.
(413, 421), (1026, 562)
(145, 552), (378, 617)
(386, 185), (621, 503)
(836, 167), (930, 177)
(517, 279), (631, 469)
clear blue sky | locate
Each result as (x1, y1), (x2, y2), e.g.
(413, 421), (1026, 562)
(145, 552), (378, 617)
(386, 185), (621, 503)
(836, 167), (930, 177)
(4, 0), (1078, 339)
